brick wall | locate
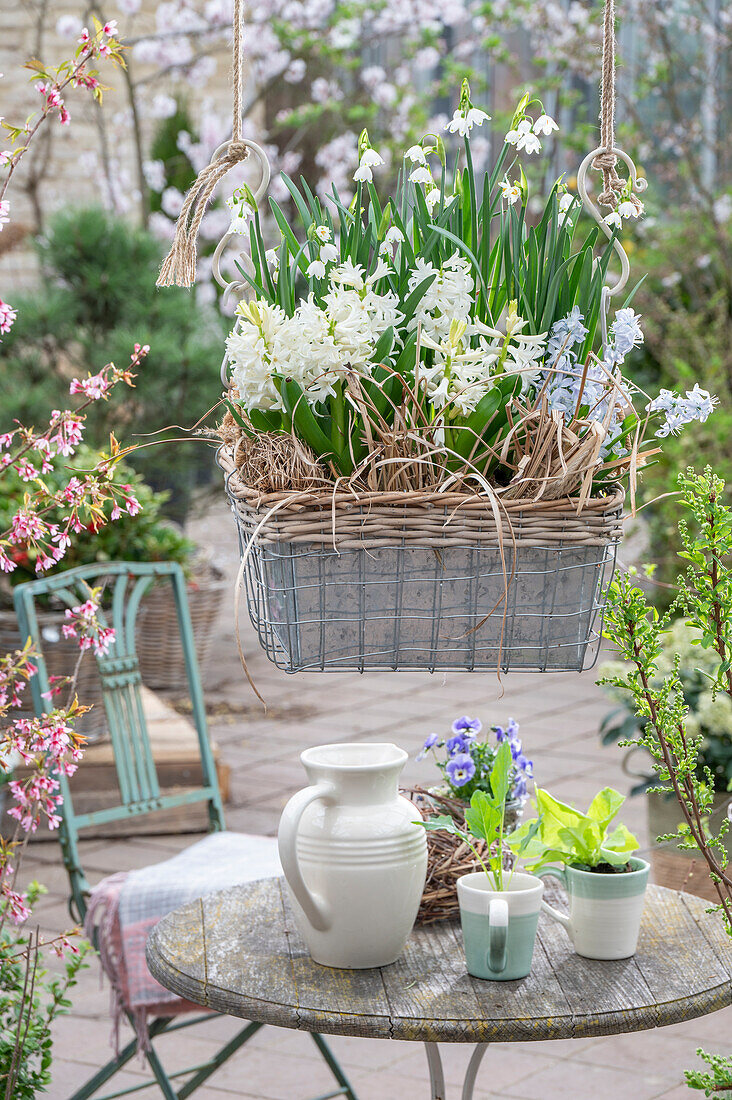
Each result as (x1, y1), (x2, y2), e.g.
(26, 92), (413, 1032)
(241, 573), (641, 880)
(0, 3), (235, 294)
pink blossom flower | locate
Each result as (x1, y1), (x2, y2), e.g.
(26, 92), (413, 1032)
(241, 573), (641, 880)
(0, 546), (16, 573)
(69, 372), (110, 400)
(1, 883), (31, 925)
(79, 27), (90, 44)
(10, 509), (45, 543)
(0, 298), (17, 334)
(16, 460), (38, 482)
(0, 431), (15, 449)
(59, 106), (71, 126)
(49, 410), (84, 456)
(0, 200), (9, 230)
(103, 20), (118, 35)
(0, 151), (12, 167)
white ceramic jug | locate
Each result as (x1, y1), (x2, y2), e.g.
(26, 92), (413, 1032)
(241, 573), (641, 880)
(278, 743), (427, 969)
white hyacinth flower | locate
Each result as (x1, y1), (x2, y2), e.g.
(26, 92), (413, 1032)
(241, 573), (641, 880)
(533, 113), (559, 136)
(409, 165), (434, 186)
(405, 144), (427, 164)
(306, 259), (326, 279)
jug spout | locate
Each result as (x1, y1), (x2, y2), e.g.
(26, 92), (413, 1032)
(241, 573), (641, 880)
(301, 742), (407, 805)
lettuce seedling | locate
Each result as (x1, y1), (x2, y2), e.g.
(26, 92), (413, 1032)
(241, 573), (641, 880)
(512, 786), (639, 872)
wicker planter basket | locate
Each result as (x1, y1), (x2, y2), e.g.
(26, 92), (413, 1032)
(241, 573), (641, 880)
(135, 569), (226, 693)
(407, 787), (524, 924)
(220, 445), (624, 674)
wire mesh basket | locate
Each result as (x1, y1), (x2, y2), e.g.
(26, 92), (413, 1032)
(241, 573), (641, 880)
(219, 446), (624, 675)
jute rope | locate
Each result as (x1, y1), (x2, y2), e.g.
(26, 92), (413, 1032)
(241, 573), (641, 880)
(156, 0), (249, 287)
(592, 0), (625, 207)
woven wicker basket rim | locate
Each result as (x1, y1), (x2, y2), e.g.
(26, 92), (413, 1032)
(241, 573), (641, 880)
(218, 444), (625, 519)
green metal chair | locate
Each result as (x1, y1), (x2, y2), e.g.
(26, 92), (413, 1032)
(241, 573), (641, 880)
(13, 562), (357, 1100)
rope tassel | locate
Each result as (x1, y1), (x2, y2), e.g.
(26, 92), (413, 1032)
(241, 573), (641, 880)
(156, 142), (250, 288)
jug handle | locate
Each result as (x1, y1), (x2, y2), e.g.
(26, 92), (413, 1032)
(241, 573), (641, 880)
(278, 782), (336, 932)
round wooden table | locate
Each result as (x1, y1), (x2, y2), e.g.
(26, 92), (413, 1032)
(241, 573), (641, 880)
(146, 877), (732, 1100)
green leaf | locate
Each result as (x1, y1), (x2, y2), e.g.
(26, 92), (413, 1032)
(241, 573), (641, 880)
(586, 787), (626, 832)
(602, 822), (640, 858)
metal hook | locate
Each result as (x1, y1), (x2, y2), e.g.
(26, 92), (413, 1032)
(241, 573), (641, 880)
(209, 138), (271, 298)
(576, 145), (647, 299)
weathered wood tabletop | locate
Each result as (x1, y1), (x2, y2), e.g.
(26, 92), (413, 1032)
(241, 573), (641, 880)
(146, 876), (732, 1045)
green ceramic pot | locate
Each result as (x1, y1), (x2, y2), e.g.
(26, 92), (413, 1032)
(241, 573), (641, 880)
(538, 857), (650, 959)
(457, 871), (544, 981)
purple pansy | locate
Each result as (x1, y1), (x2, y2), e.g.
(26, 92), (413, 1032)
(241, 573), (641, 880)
(451, 716), (482, 737)
(417, 732), (440, 761)
(445, 752), (476, 788)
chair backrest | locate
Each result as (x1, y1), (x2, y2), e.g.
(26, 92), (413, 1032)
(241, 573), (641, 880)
(13, 562), (225, 920)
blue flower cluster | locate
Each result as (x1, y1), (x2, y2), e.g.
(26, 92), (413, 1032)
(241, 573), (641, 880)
(646, 383), (718, 438)
(493, 717), (534, 801)
(417, 715), (532, 803)
(540, 306), (646, 461)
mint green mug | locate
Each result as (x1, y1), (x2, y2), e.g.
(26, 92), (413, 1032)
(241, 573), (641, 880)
(457, 872), (544, 981)
(537, 857), (650, 960)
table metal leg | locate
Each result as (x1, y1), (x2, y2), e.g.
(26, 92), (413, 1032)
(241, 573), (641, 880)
(461, 1044), (489, 1100)
(424, 1043), (446, 1100)
(423, 1043), (489, 1099)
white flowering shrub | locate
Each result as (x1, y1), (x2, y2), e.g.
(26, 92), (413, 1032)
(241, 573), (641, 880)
(223, 82), (716, 493)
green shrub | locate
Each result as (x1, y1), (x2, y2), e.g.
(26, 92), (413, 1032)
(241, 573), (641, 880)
(627, 210), (732, 598)
(0, 208), (227, 520)
(0, 446), (194, 604)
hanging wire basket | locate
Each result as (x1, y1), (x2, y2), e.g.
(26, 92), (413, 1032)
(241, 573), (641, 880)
(220, 446), (623, 674)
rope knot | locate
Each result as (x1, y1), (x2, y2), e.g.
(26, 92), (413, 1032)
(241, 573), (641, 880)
(228, 141), (250, 160)
(592, 150), (617, 171)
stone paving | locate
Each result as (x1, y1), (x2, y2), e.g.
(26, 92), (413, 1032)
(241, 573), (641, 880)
(21, 500), (731, 1100)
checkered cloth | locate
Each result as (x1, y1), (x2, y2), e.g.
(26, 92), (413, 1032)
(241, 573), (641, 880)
(85, 831), (281, 1052)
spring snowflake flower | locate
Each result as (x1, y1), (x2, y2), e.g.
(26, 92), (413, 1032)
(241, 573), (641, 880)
(533, 113), (559, 136)
(409, 165), (433, 186)
(314, 225), (331, 243)
(265, 248), (279, 272)
(405, 144), (427, 164)
(500, 179), (521, 205)
(604, 211), (622, 230)
(306, 259), (326, 279)
(353, 146), (384, 183)
(618, 199), (643, 219)
(384, 226), (403, 246)
(425, 187), (441, 212)
(447, 106), (490, 137)
(319, 242), (339, 263)
(226, 187), (256, 234)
